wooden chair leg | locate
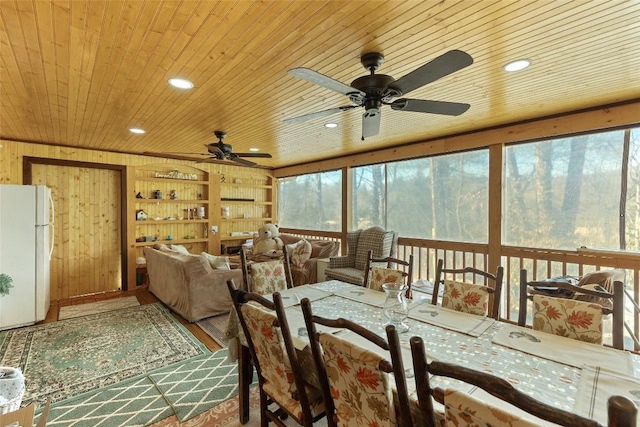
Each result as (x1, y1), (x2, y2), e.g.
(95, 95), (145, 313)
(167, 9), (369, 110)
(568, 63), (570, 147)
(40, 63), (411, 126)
(238, 343), (253, 424)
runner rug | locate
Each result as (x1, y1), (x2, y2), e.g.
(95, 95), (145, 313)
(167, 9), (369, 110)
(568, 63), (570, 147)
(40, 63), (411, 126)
(0, 303), (209, 408)
(195, 313), (230, 347)
(58, 296), (140, 320)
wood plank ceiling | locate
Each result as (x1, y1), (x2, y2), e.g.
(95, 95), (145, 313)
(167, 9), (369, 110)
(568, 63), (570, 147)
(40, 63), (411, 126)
(1, 0), (639, 169)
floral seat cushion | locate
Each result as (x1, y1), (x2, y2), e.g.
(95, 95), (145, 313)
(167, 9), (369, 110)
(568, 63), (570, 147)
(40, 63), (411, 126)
(532, 294), (603, 344)
(444, 388), (539, 427)
(241, 303), (324, 421)
(442, 280), (490, 316)
(369, 267), (406, 292)
(318, 332), (396, 426)
(249, 260), (287, 294)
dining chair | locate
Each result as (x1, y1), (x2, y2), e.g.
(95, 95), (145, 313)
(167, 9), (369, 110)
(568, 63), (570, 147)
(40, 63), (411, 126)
(227, 279), (326, 427)
(363, 249), (414, 298)
(409, 336), (637, 427)
(431, 258), (504, 319)
(282, 245), (295, 288)
(518, 269), (625, 349)
(300, 297), (413, 427)
(240, 248), (293, 294)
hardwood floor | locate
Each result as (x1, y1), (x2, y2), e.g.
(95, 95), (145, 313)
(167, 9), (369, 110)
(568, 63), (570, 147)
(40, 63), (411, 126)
(45, 286), (224, 353)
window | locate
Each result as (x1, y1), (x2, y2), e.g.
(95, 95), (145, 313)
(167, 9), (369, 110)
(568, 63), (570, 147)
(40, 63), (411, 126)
(352, 151), (489, 242)
(277, 171), (341, 231)
(625, 129), (640, 250)
(277, 126), (639, 252)
(503, 129), (639, 251)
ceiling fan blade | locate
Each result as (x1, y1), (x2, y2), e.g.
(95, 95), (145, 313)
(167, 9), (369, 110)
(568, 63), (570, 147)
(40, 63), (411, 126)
(288, 68), (363, 96)
(390, 50), (473, 95)
(143, 152), (206, 162)
(233, 152), (273, 158)
(390, 99), (470, 116)
(283, 105), (358, 124)
(229, 155), (257, 167)
(362, 108), (381, 139)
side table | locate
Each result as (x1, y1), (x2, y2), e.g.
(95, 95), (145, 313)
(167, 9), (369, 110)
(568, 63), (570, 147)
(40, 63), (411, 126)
(316, 258), (330, 282)
(135, 264), (149, 286)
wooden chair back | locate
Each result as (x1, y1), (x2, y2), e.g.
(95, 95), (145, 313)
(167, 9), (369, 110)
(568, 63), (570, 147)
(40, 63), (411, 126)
(300, 298), (413, 427)
(226, 279), (324, 426)
(518, 269), (625, 349)
(363, 249), (414, 298)
(410, 336), (637, 427)
(432, 258), (504, 319)
(282, 245), (295, 288)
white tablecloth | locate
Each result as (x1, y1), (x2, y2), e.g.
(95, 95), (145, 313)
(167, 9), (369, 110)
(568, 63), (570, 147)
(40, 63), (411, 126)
(227, 280), (640, 422)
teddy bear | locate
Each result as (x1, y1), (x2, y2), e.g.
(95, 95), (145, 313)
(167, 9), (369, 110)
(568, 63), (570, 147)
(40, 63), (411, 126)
(252, 223), (284, 255)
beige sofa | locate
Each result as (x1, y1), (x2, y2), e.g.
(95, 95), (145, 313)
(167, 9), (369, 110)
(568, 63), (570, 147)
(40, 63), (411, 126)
(144, 247), (243, 322)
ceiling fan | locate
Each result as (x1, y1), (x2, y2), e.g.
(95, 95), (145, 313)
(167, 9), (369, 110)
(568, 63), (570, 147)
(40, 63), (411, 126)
(283, 50), (473, 139)
(145, 131), (272, 167)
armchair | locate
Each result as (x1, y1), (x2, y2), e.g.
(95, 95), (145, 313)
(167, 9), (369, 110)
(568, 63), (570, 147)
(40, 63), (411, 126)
(324, 226), (398, 286)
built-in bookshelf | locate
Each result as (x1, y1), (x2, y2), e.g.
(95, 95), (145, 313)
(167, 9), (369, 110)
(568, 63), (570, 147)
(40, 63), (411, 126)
(127, 164), (220, 286)
(218, 173), (274, 252)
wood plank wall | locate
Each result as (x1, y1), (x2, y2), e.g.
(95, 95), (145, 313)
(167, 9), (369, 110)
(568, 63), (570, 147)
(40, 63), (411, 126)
(0, 140), (273, 301)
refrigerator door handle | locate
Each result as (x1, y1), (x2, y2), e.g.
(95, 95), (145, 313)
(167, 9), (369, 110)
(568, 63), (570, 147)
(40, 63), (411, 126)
(49, 193), (55, 224)
(49, 224), (54, 261)
(48, 192), (55, 260)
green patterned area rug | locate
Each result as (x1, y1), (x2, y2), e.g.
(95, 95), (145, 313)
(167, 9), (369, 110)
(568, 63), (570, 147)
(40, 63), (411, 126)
(149, 349), (239, 422)
(0, 303), (208, 408)
(39, 349), (245, 426)
(40, 375), (172, 427)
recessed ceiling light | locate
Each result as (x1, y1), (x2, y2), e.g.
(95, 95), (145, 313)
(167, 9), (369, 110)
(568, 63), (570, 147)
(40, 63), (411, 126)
(168, 78), (194, 89)
(503, 59), (531, 72)
(249, 148), (259, 152)
(324, 123), (338, 128)
(129, 128), (146, 134)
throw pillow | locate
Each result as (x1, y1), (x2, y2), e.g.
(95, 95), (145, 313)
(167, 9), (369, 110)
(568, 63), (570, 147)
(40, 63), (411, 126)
(311, 240), (338, 258)
(288, 239), (312, 267)
(169, 244), (190, 255)
(200, 252), (231, 270)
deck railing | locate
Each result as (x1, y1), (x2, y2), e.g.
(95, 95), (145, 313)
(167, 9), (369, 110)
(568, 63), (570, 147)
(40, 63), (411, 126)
(282, 228), (640, 350)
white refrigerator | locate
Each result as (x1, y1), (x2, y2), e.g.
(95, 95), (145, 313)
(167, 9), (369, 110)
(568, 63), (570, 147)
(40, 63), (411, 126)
(0, 184), (53, 329)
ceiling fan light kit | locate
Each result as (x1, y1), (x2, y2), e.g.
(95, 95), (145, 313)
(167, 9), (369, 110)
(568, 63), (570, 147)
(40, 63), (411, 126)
(284, 49), (474, 139)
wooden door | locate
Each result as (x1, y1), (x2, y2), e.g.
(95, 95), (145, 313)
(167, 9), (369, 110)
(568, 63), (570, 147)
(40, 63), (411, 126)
(31, 164), (122, 300)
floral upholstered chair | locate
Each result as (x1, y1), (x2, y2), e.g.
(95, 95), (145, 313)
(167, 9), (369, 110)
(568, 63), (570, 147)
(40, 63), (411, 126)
(300, 299), (413, 427)
(240, 249), (292, 294)
(227, 280), (326, 426)
(518, 269), (625, 349)
(441, 280), (490, 316)
(444, 389), (538, 427)
(432, 258), (504, 319)
(409, 335), (636, 427)
(531, 294), (604, 344)
(363, 249), (414, 296)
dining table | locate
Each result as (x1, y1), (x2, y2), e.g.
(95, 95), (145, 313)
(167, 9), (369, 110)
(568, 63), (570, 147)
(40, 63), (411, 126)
(225, 280), (640, 426)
